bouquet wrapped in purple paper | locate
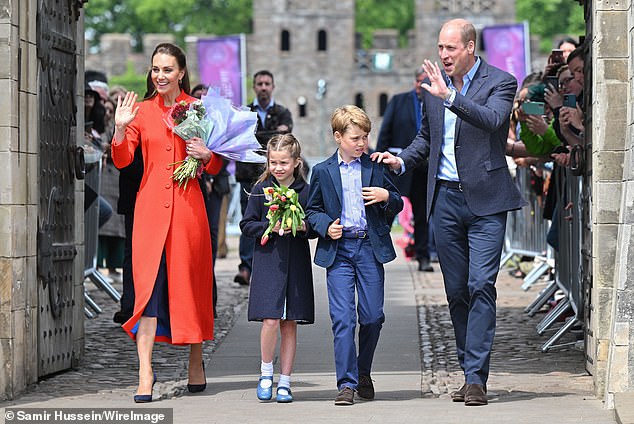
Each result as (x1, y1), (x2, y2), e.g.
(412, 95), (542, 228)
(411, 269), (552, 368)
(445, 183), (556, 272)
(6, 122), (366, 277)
(165, 91), (265, 188)
(201, 90), (266, 163)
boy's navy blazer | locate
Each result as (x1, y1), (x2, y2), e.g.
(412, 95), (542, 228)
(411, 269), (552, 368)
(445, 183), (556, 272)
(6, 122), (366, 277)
(306, 151), (403, 268)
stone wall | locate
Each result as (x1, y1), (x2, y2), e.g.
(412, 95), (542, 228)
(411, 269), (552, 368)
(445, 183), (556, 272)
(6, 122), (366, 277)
(599, 0), (634, 407)
(0, 0), (86, 401)
(0, 0), (40, 399)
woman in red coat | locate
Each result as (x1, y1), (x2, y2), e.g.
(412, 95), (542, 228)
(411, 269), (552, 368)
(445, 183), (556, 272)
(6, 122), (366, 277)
(111, 43), (222, 402)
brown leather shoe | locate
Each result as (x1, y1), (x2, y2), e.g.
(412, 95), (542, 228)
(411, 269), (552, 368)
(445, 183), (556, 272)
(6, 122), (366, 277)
(334, 386), (354, 406)
(357, 375), (375, 400)
(450, 383), (467, 402)
(464, 383), (488, 406)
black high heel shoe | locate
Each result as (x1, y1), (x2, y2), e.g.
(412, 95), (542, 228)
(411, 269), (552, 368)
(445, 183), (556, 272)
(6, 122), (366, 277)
(134, 373), (157, 403)
(187, 362), (206, 393)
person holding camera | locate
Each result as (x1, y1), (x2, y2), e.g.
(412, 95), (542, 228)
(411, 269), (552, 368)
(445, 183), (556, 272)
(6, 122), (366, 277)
(234, 70), (293, 286)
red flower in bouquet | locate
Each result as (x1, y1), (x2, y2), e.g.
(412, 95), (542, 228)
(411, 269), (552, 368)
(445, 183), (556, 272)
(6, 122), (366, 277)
(165, 100), (212, 189)
(260, 184), (305, 246)
(171, 101), (189, 125)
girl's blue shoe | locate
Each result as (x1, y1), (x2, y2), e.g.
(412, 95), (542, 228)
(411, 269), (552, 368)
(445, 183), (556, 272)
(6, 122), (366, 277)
(257, 376), (273, 401)
(276, 386), (293, 403)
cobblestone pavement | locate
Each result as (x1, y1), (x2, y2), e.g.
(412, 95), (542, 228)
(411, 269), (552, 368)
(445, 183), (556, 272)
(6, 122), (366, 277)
(3, 234), (595, 409)
(412, 258), (592, 402)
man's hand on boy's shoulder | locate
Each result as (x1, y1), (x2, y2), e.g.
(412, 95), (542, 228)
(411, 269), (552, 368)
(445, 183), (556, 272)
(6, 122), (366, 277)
(327, 218), (343, 240)
(370, 151), (401, 172)
(362, 187), (388, 206)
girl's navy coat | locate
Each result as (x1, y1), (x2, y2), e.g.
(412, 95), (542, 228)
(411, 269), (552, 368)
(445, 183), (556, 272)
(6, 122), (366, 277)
(240, 177), (315, 324)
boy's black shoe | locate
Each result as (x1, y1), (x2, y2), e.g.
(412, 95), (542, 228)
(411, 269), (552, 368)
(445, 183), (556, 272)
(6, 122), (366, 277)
(418, 258), (434, 272)
(233, 268), (251, 286)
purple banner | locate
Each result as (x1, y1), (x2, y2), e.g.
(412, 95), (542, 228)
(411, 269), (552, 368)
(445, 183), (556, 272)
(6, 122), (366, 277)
(481, 23), (529, 88)
(197, 36), (245, 106)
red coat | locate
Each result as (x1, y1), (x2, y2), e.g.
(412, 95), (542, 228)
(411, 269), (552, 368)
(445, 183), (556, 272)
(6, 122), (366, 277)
(111, 91), (222, 345)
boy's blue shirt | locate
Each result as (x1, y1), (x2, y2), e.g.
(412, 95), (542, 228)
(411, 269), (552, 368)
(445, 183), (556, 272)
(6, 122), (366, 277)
(306, 151), (403, 268)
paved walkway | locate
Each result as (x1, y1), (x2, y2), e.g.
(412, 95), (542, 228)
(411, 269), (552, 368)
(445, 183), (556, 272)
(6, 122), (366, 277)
(0, 235), (616, 423)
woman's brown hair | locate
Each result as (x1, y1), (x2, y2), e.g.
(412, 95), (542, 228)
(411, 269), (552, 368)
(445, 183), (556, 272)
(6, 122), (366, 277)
(144, 43), (191, 100)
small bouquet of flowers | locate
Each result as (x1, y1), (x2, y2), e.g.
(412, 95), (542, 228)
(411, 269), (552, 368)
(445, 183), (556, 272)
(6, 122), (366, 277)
(260, 184), (305, 246)
(165, 90), (265, 189)
(164, 100), (213, 188)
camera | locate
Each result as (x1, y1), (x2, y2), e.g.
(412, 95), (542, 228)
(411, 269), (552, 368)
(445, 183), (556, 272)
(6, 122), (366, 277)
(563, 94), (576, 108)
(521, 101), (545, 115)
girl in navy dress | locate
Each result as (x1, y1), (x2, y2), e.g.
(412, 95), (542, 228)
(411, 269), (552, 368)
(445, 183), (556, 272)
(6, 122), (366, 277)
(240, 134), (315, 403)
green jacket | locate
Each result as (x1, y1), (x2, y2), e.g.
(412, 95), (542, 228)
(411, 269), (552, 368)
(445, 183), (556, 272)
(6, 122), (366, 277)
(520, 121), (561, 156)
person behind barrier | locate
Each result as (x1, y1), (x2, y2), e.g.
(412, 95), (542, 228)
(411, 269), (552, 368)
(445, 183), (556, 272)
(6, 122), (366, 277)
(557, 45), (585, 148)
(111, 43), (224, 402)
(84, 82), (113, 228)
(98, 94), (126, 285)
(373, 18), (525, 406)
(517, 83), (562, 157)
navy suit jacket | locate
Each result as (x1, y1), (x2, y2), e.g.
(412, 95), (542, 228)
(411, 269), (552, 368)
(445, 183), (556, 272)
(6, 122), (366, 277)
(376, 90), (423, 196)
(306, 152), (403, 268)
(399, 59), (526, 218)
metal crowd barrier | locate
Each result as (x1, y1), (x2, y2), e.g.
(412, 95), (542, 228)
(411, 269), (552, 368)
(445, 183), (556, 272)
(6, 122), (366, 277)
(501, 166), (553, 289)
(536, 167), (584, 352)
(83, 153), (121, 318)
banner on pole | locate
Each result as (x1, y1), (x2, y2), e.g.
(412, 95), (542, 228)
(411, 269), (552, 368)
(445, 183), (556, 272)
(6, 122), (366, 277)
(197, 35), (246, 106)
(481, 23), (530, 88)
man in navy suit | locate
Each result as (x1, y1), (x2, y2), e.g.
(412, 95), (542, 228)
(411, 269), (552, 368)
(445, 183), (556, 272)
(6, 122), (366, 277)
(307, 105), (402, 406)
(373, 19), (525, 406)
(376, 68), (434, 272)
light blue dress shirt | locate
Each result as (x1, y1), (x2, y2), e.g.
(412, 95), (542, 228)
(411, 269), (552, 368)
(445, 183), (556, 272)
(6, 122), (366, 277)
(437, 57), (481, 182)
(253, 98), (275, 126)
(338, 152), (367, 230)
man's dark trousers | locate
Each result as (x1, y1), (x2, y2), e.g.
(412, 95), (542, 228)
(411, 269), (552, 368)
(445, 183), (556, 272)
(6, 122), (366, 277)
(432, 184), (506, 386)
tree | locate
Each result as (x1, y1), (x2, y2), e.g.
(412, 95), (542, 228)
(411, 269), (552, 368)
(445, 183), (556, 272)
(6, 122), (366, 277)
(84, 0), (252, 51)
(355, 0), (414, 49)
(516, 0), (585, 52)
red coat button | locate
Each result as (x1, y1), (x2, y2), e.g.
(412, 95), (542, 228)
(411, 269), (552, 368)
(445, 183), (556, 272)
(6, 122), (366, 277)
(166, 146), (172, 151)
(164, 203), (170, 208)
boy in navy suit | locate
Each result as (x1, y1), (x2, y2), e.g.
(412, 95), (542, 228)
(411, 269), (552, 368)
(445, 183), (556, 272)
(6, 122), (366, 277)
(306, 105), (403, 405)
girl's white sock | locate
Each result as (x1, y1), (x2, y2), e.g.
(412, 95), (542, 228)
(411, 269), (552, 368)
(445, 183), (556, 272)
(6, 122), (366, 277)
(260, 361), (274, 377)
(278, 374), (291, 389)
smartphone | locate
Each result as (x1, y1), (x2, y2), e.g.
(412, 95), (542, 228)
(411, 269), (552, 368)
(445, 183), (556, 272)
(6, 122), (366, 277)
(545, 76), (559, 91)
(563, 94), (576, 108)
(521, 101), (545, 115)
(550, 49), (564, 64)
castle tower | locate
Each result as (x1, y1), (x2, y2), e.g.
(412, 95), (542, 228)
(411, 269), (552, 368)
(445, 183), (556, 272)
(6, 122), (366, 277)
(248, 0), (356, 158)
(415, 0), (516, 62)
